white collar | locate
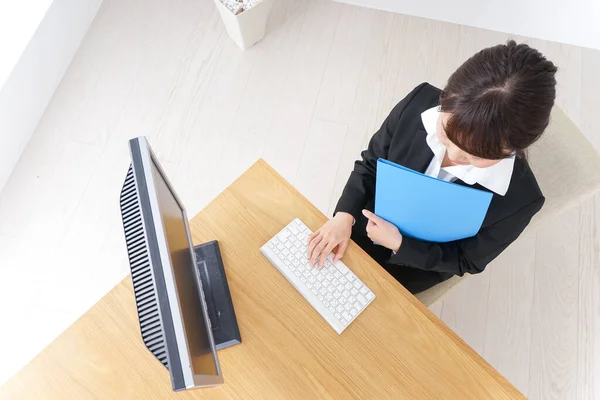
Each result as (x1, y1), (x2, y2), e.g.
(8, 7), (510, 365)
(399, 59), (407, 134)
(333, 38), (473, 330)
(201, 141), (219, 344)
(421, 106), (515, 196)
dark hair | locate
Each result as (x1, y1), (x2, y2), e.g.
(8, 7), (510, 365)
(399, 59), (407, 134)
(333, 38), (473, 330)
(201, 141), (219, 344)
(439, 40), (557, 160)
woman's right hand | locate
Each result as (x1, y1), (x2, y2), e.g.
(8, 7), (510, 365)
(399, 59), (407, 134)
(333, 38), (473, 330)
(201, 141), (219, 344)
(307, 212), (353, 267)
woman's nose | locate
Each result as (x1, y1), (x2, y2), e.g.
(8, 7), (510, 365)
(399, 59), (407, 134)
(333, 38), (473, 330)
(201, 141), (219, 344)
(447, 147), (464, 162)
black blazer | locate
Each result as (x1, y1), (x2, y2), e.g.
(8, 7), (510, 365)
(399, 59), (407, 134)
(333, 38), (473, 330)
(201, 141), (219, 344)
(335, 83), (544, 277)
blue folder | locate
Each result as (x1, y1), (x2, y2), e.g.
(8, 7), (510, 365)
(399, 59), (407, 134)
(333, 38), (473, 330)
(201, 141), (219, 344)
(374, 158), (493, 243)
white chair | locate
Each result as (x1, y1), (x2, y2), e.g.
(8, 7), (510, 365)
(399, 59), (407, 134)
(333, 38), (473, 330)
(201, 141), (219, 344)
(416, 107), (600, 307)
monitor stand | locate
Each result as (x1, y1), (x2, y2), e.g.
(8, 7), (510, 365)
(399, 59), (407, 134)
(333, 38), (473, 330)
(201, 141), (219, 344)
(193, 241), (242, 350)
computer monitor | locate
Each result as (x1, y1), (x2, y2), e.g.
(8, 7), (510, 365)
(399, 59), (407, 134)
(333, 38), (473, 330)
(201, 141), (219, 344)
(118, 137), (239, 391)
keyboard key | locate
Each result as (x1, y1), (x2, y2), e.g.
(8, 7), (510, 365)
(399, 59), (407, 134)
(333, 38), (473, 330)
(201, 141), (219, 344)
(340, 318), (348, 326)
(342, 290), (350, 298)
(360, 287), (368, 295)
(314, 282), (322, 290)
(333, 291), (341, 299)
(344, 303), (353, 311)
(288, 224), (299, 235)
(336, 305), (345, 314)
(327, 286), (336, 293)
(294, 270), (302, 277)
(277, 244), (285, 251)
(320, 288), (328, 296)
(339, 276), (348, 285)
(325, 293), (333, 301)
(337, 285), (344, 292)
(344, 282), (352, 291)
(308, 276), (316, 284)
(295, 252), (303, 260)
(306, 282), (313, 289)
(323, 301), (330, 307)
(282, 248), (290, 256)
(272, 238), (280, 245)
(277, 230), (291, 242)
(300, 276), (307, 283)
(285, 241), (293, 249)
(357, 294), (367, 305)
(348, 296), (356, 304)
(335, 313), (342, 320)
(334, 261), (352, 276)
(316, 274), (325, 282)
(331, 299), (338, 308)
(366, 292), (375, 301)
(334, 271), (342, 279)
(342, 311), (351, 321)
(268, 242), (274, 248)
(353, 281), (362, 289)
(351, 288), (358, 296)
(294, 241), (302, 248)
(347, 274), (356, 282)
(292, 259), (299, 267)
(350, 309), (357, 317)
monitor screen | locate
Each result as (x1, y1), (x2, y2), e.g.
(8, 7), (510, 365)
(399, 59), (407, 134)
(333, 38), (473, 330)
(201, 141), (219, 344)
(150, 159), (219, 376)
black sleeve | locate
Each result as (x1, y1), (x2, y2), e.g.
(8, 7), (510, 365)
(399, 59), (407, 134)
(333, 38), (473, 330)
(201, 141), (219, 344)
(388, 197), (545, 275)
(334, 83), (427, 220)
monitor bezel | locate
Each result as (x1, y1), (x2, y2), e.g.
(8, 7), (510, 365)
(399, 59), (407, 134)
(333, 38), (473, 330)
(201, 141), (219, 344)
(129, 136), (223, 390)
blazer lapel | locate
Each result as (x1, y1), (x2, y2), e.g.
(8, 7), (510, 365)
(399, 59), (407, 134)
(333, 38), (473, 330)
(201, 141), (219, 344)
(404, 128), (434, 173)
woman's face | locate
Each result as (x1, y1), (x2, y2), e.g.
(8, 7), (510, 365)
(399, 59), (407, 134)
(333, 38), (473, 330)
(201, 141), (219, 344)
(437, 112), (505, 169)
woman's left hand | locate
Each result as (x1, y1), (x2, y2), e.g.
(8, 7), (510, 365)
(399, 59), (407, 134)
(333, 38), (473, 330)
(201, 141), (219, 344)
(362, 209), (403, 252)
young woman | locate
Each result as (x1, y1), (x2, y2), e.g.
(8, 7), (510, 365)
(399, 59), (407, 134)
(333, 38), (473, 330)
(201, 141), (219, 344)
(307, 40), (557, 294)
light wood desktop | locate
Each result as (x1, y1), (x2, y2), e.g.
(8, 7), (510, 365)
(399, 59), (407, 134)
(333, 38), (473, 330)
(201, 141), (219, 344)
(0, 159), (524, 399)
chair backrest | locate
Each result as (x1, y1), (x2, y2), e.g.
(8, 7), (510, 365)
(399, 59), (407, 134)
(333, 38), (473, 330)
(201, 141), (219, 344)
(416, 107), (600, 307)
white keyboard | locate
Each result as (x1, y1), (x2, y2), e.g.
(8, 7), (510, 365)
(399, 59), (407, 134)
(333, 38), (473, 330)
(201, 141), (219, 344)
(260, 218), (376, 334)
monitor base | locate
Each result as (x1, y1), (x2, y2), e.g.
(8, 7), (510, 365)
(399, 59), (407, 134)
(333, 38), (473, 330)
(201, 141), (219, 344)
(193, 241), (242, 350)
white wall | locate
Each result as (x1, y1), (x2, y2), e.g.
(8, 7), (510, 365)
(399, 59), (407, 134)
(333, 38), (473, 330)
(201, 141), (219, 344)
(0, 1), (54, 90)
(0, 0), (103, 192)
(334, 0), (600, 51)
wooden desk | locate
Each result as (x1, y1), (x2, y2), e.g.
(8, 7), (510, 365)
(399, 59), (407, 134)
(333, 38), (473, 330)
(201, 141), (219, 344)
(0, 159), (523, 399)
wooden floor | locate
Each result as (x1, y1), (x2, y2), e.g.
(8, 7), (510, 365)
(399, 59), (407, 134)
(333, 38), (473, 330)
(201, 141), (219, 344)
(0, 0), (598, 397)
